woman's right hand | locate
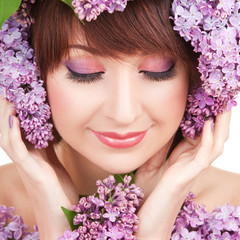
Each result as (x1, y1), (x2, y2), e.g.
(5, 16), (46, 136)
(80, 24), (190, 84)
(0, 96), (78, 239)
(135, 109), (231, 240)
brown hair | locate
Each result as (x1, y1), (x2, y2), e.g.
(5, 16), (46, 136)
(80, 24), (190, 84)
(30, 0), (200, 148)
(30, 0), (199, 84)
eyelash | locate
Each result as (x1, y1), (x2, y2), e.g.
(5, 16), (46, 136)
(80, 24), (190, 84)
(139, 64), (176, 82)
(66, 64), (176, 84)
(66, 66), (104, 84)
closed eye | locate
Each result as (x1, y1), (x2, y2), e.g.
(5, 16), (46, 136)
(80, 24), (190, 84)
(66, 66), (104, 84)
(139, 64), (176, 81)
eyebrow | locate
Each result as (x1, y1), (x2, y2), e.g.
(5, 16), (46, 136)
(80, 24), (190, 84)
(69, 44), (101, 55)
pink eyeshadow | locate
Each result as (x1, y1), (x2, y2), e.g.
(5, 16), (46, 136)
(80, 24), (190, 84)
(139, 56), (175, 72)
(64, 57), (105, 73)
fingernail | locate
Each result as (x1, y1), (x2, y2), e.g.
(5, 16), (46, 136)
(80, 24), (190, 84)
(9, 115), (13, 128)
(0, 90), (5, 98)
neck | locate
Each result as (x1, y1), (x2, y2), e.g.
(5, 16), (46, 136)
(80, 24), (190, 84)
(54, 139), (172, 196)
(54, 140), (111, 195)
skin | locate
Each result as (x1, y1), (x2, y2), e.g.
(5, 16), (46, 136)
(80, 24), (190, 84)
(0, 46), (237, 239)
(46, 50), (188, 193)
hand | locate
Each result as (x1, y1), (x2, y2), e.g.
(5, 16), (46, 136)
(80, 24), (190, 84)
(135, 110), (231, 240)
(0, 96), (78, 239)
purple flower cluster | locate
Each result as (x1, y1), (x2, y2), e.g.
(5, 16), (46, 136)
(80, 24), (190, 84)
(172, 0), (240, 139)
(72, 0), (133, 22)
(171, 192), (240, 240)
(0, 17), (54, 149)
(12, 0), (36, 27)
(58, 175), (144, 240)
(0, 205), (39, 240)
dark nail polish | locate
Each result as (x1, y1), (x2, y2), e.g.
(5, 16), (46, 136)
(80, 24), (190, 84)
(9, 115), (13, 128)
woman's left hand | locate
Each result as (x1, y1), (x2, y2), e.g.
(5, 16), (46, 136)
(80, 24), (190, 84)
(0, 96), (79, 239)
(134, 110), (231, 240)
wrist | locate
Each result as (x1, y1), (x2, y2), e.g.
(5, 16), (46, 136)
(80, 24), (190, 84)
(30, 185), (77, 240)
(136, 176), (191, 240)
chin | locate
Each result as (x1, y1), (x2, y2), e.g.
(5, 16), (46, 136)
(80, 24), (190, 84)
(93, 157), (143, 175)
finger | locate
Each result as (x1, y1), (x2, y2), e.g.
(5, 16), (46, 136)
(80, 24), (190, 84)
(143, 133), (200, 171)
(0, 96), (16, 116)
(213, 109), (231, 142)
(193, 111), (230, 170)
(8, 115), (29, 164)
(142, 141), (174, 171)
(212, 109), (232, 158)
(200, 119), (214, 149)
(0, 100), (16, 149)
(7, 115), (51, 183)
(167, 136), (201, 166)
(190, 119), (213, 168)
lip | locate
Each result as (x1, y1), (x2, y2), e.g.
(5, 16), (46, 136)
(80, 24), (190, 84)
(91, 130), (148, 148)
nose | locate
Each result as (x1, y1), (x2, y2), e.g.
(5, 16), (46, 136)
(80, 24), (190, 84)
(103, 69), (142, 126)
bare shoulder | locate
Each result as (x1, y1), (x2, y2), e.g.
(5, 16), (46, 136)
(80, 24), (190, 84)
(0, 163), (36, 227)
(0, 163), (21, 204)
(191, 166), (240, 211)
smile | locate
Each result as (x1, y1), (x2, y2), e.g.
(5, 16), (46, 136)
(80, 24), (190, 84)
(91, 130), (148, 148)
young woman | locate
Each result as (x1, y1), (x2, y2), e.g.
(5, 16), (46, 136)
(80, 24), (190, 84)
(0, 0), (239, 239)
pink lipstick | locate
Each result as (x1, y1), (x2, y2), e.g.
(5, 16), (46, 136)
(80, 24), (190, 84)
(91, 130), (148, 148)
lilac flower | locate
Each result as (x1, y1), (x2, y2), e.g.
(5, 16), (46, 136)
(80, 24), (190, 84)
(194, 88), (214, 109)
(3, 27), (21, 44)
(217, 0), (235, 14)
(22, 230), (39, 240)
(172, 0), (240, 139)
(72, 0), (132, 22)
(173, 17), (194, 41)
(0, 17), (54, 148)
(103, 208), (120, 222)
(230, 13), (240, 28)
(105, 226), (124, 239)
(203, 15), (220, 31)
(179, 228), (200, 240)
(216, 205), (235, 222)
(188, 5), (203, 22)
(96, 232), (108, 240)
(222, 27), (238, 43)
(225, 217), (239, 231)
(58, 230), (79, 240)
(0, 205), (39, 240)
(171, 191), (240, 239)
(211, 38), (224, 54)
(91, 197), (104, 207)
(59, 174), (143, 240)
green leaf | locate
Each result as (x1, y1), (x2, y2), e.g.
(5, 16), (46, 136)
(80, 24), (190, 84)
(114, 174), (124, 185)
(114, 172), (135, 186)
(60, 0), (85, 25)
(61, 206), (79, 231)
(79, 194), (88, 199)
(0, 0), (21, 28)
(61, 0), (74, 10)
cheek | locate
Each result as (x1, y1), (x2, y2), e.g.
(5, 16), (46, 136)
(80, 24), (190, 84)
(46, 73), (104, 135)
(47, 77), (77, 123)
(143, 77), (188, 123)
(165, 80), (188, 118)
(46, 72), (87, 137)
(48, 84), (70, 116)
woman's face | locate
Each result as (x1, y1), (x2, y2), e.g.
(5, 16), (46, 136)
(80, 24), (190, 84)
(47, 46), (189, 173)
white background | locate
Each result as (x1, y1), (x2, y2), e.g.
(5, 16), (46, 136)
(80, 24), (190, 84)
(1, 99), (240, 173)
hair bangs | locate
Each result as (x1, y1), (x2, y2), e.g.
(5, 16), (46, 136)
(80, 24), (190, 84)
(76, 0), (188, 60)
(30, 0), (196, 80)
